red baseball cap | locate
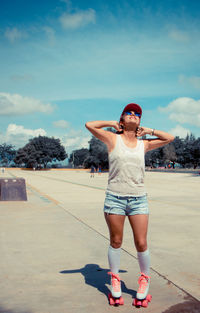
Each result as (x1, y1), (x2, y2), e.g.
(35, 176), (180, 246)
(120, 103), (142, 121)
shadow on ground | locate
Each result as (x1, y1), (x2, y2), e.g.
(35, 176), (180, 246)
(60, 263), (136, 299)
(162, 299), (200, 313)
(0, 306), (31, 313)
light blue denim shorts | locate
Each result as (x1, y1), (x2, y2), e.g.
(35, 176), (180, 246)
(103, 192), (149, 216)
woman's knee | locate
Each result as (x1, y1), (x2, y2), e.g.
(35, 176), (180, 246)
(110, 238), (123, 249)
(135, 239), (147, 252)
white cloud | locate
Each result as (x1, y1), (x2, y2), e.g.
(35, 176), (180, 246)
(61, 130), (90, 152)
(168, 29), (189, 42)
(7, 124), (46, 137)
(159, 97), (200, 127)
(4, 27), (27, 43)
(179, 74), (200, 90)
(1, 121), (90, 152)
(53, 120), (69, 129)
(80, 136), (91, 148)
(5, 25), (56, 45)
(169, 125), (191, 138)
(59, 9), (96, 29)
(3, 124), (46, 148)
(0, 93), (54, 116)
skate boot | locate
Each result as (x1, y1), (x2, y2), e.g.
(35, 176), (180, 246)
(133, 273), (152, 308)
(108, 272), (124, 306)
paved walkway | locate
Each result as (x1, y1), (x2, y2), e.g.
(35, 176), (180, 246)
(0, 169), (199, 313)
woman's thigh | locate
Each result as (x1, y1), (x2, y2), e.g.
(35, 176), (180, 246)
(128, 214), (149, 250)
(104, 213), (126, 243)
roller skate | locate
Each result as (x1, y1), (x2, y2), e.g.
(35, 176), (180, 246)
(108, 272), (124, 306)
(133, 273), (152, 308)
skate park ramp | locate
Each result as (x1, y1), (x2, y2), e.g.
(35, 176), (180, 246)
(0, 169), (199, 313)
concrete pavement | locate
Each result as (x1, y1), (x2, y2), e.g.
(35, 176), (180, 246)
(0, 169), (199, 313)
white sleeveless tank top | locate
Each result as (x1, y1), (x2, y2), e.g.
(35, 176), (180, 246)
(107, 135), (146, 196)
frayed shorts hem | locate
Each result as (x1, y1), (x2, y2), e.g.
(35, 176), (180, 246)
(103, 192), (149, 216)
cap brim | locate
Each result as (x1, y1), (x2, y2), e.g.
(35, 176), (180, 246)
(120, 103), (142, 121)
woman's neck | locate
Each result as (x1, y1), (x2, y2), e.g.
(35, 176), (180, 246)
(122, 129), (137, 140)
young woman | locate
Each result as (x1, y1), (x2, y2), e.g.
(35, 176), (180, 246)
(85, 103), (174, 306)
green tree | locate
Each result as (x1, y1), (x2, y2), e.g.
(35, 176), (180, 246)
(84, 136), (108, 169)
(0, 143), (16, 166)
(189, 136), (200, 169)
(163, 143), (177, 168)
(172, 136), (185, 166)
(145, 134), (200, 169)
(14, 136), (67, 168)
(182, 134), (196, 168)
(145, 147), (164, 167)
(69, 148), (89, 167)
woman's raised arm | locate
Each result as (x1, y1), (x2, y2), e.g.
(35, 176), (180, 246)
(85, 120), (121, 152)
(136, 127), (175, 152)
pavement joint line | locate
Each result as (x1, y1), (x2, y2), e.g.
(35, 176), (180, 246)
(7, 170), (200, 303)
(6, 171), (60, 204)
(26, 183), (60, 205)
(19, 171), (106, 191)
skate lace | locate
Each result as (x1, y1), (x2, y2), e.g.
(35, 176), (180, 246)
(108, 272), (121, 292)
(138, 273), (150, 294)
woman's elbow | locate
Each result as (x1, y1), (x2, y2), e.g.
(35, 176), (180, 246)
(168, 134), (175, 143)
(85, 122), (91, 129)
(85, 121), (95, 133)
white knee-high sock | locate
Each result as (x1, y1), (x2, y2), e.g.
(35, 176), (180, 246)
(108, 246), (121, 274)
(137, 249), (150, 276)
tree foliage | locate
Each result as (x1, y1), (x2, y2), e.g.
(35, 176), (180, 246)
(0, 143), (16, 166)
(69, 148), (89, 167)
(69, 136), (108, 169)
(145, 134), (200, 168)
(86, 136), (108, 169)
(14, 136), (67, 168)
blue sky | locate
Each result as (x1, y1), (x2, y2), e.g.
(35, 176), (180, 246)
(0, 0), (200, 156)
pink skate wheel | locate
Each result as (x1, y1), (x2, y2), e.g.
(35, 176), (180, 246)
(119, 297), (124, 305)
(108, 293), (115, 305)
(133, 298), (142, 307)
(114, 297), (124, 306)
(142, 299), (148, 307)
(146, 294), (152, 302)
